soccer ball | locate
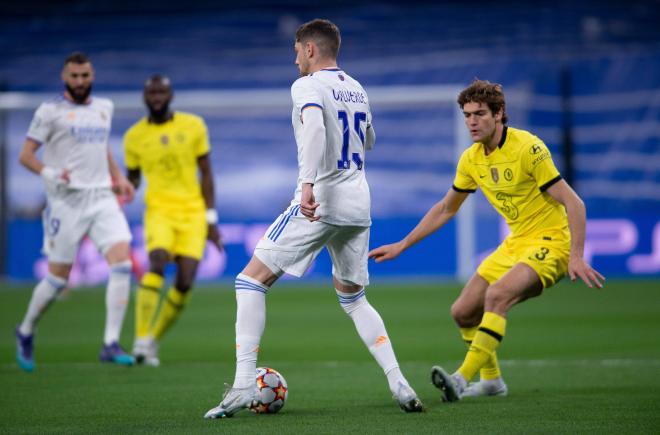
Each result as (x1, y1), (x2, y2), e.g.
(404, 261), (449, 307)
(249, 367), (288, 414)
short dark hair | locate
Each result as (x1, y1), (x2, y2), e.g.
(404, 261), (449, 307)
(457, 79), (508, 124)
(64, 51), (91, 66)
(144, 74), (172, 88)
(295, 19), (341, 59)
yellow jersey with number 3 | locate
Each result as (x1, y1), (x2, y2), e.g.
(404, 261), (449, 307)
(124, 112), (210, 213)
(453, 126), (569, 241)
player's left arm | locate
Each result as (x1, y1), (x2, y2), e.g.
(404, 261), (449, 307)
(292, 79), (325, 222)
(198, 153), (223, 252)
(545, 179), (604, 288)
(107, 150), (135, 202)
(299, 106), (325, 222)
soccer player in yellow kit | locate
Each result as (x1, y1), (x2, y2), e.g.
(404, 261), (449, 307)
(369, 79), (604, 400)
(124, 75), (222, 366)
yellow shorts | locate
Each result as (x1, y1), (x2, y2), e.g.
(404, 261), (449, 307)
(144, 208), (207, 260)
(477, 234), (570, 289)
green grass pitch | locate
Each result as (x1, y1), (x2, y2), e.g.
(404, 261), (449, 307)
(1, 279), (659, 434)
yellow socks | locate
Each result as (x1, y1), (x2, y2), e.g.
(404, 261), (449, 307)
(135, 272), (163, 339)
(150, 287), (191, 340)
(460, 325), (503, 380)
(458, 312), (506, 382)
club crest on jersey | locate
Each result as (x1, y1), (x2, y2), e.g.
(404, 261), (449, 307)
(338, 74), (345, 81)
(160, 135), (169, 145)
(491, 168), (499, 183)
(504, 168), (513, 181)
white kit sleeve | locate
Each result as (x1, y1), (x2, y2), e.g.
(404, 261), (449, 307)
(26, 103), (52, 144)
(292, 78), (326, 184)
(299, 106), (326, 184)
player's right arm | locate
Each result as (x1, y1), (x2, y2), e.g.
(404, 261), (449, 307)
(19, 138), (45, 175)
(368, 188), (468, 262)
(20, 104), (70, 185)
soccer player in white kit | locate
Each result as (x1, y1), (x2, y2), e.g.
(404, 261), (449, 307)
(204, 19), (423, 418)
(15, 52), (136, 371)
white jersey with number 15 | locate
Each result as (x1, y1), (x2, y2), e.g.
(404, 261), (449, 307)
(291, 68), (373, 227)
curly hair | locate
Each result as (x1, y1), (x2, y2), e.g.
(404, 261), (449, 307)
(457, 79), (508, 124)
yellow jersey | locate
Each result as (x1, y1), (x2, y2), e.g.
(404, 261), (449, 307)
(453, 126), (569, 241)
(124, 111), (210, 213)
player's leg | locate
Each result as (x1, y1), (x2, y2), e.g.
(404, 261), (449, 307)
(454, 240), (569, 393)
(204, 255), (279, 419)
(99, 241), (134, 365)
(148, 209), (206, 362)
(448, 273), (507, 398)
(133, 209), (177, 363)
(16, 262), (71, 372)
(89, 191), (134, 365)
(16, 196), (82, 372)
(232, 256), (279, 388)
(328, 227), (423, 412)
(447, 263), (542, 398)
(457, 240), (568, 386)
(149, 255), (199, 342)
(206, 205), (323, 418)
(433, 242), (515, 399)
(132, 249), (168, 365)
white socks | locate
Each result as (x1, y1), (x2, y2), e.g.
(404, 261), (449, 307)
(229, 279), (408, 394)
(336, 288), (408, 393)
(233, 273), (268, 389)
(19, 273), (67, 335)
(103, 261), (132, 345)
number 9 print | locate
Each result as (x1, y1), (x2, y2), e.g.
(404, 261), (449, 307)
(48, 217), (61, 236)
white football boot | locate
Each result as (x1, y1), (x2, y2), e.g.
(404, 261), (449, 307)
(393, 381), (424, 412)
(431, 366), (465, 402)
(132, 337), (160, 367)
(461, 377), (508, 398)
(204, 385), (256, 419)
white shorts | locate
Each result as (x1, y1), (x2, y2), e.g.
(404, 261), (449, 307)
(42, 188), (132, 264)
(254, 204), (370, 286)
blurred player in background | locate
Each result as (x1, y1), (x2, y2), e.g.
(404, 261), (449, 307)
(15, 52), (136, 371)
(204, 19), (423, 419)
(369, 79), (604, 400)
(124, 74), (222, 366)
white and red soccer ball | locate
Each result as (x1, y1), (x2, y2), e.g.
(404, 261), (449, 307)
(249, 367), (288, 414)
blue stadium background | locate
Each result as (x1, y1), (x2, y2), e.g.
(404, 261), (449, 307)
(1, 0), (659, 284)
